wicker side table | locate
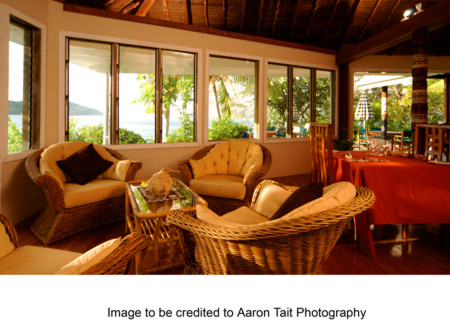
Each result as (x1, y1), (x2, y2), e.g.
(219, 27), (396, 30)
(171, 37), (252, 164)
(125, 178), (207, 274)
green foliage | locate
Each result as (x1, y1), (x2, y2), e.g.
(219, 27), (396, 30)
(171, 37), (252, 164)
(69, 118), (150, 144)
(8, 117), (22, 153)
(166, 113), (194, 143)
(208, 117), (249, 140)
(353, 79), (445, 139)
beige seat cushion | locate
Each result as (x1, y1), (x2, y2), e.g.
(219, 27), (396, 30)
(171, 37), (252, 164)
(252, 180), (294, 219)
(196, 205), (241, 228)
(0, 246), (81, 274)
(189, 142), (230, 178)
(189, 175), (246, 200)
(240, 143), (263, 177)
(64, 179), (126, 208)
(283, 181), (357, 220)
(56, 237), (122, 274)
(221, 206), (268, 225)
(0, 223), (15, 260)
(39, 142), (130, 190)
(228, 140), (251, 175)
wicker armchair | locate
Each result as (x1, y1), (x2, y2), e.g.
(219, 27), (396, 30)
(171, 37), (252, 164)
(0, 213), (148, 274)
(177, 141), (272, 211)
(167, 184), (375, 274)
(25, 144), (142, 245)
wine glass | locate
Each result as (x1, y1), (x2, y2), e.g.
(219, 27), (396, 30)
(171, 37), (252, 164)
(380, 139), (391, 161)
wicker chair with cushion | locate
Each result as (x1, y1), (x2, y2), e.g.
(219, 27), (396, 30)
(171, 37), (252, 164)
(25, 141), (142, 245)
(167, 180), (375, 274)
(0, 213), (148, 274)
(177, 140), (272, 214)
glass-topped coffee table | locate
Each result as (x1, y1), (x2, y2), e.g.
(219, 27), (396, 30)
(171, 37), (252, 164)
(125, 178), (206, 274)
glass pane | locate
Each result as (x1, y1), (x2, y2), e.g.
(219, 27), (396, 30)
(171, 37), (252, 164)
(162, 50), (195, 143)
(68, 39), (112, 145)
(293, 67), (311, 137)
(267, 64), (288, 139)
(8, 21), (32, 153)
(208, 56), (256, 140)
(427, 78), (445, 124)
(316, 70), (332, 123)
(119, 45), (156, 144)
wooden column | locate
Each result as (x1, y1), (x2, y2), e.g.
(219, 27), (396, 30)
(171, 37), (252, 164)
(411, 29), (428, 132)
(381, 86), (388, 140)
(338, 63), (350, 139)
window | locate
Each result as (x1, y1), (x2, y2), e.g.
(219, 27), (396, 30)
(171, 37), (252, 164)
(267, 63), (334, 138)
(66, 38), (196, 145)
(208, 56), (257, 140)
(8, 18), (40, 153)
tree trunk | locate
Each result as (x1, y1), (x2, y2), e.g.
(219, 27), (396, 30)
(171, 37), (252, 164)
(213, 82), (221, 119)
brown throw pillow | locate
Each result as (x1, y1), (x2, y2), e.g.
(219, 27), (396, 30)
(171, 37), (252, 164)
(57, 143), (114, 185)
(270, 182), (324, 220)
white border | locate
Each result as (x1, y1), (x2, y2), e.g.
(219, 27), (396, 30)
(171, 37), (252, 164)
(58, 30), (203, 150)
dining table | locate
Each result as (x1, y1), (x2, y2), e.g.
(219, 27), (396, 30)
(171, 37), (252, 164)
(333, 150), (450, 254)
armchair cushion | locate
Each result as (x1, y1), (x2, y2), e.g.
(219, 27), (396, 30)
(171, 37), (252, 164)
(57, 143), (114, 185)
(189, 141), (230, 178)
(196, 205), (241, 228)
(189, 175), (246, 200)
(221, 206), (268, 225)
(56, 237), (122, 274)
(252, 180), (293, 219)
(64, 179), (126, 208)
(0, 224), (14, 260)
(270, 182), (324, 220)
(0, 246), (81, 274)
(240, 143), (263, 177)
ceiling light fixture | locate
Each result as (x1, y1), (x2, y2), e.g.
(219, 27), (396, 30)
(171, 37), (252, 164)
(401, 9), (414, 21)
(414, 3), (423, 15)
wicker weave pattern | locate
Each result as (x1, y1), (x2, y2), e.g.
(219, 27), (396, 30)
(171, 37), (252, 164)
(167, 186), (375, 274)
(0, 213), (147, 275)
(177, 142), (272, 201)
(25, 146), (142, 245)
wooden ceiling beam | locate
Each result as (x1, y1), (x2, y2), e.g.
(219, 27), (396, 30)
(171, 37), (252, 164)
(240, 0), (247, 32)
(304, 0), (320, 42)
(122, 1), (140, 14)
(337, 1), (450, 64)
(136, 0), (156, 17)
(288, 0), (302, 41)
(108, 0), (134, 12)
(338, 0), (361, 46)
(357, 0), (381, 43)
(256, 0), (264, 35)
(320, 0), (340, 47)
(183, 0), (192, 24)
(380, 0), (401, 31)
(223, 0), (227, 29)
(204, 0), (209, 27)
(162, 0), (169, 20)
(271, 0), (280, 38)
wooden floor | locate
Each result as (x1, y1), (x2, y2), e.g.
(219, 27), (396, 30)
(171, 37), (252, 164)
(15, 174), (450, 274)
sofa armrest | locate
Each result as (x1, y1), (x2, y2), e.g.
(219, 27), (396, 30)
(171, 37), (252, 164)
(177, 160), (193, 184)
(125, 161), (142, 181)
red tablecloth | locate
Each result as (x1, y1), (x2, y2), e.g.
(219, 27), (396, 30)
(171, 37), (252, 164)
(334, 151), (450, 254)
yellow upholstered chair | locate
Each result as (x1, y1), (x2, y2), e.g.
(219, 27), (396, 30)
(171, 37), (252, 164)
(25, 141), (142, 245)
(177, 140), (272, 213)
(0, 213), (147, 274)
(167, 180), (375, 274)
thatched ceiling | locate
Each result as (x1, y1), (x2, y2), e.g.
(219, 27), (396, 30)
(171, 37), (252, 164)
(61, 0), (450, 60)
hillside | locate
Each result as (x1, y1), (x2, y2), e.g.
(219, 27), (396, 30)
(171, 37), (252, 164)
(8, 101), (103, 115)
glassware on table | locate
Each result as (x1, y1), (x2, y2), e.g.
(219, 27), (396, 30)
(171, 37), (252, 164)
(380, 139), (391, 162)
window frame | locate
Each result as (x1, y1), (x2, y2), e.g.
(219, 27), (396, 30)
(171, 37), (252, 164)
(0, 5), (46, 162)
(60, 32), (202, 149)
(266, 60), (336, 142)
(206, 51), (262, 142)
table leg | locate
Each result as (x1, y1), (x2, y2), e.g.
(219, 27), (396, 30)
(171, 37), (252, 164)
(355, 211), (375, 255)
